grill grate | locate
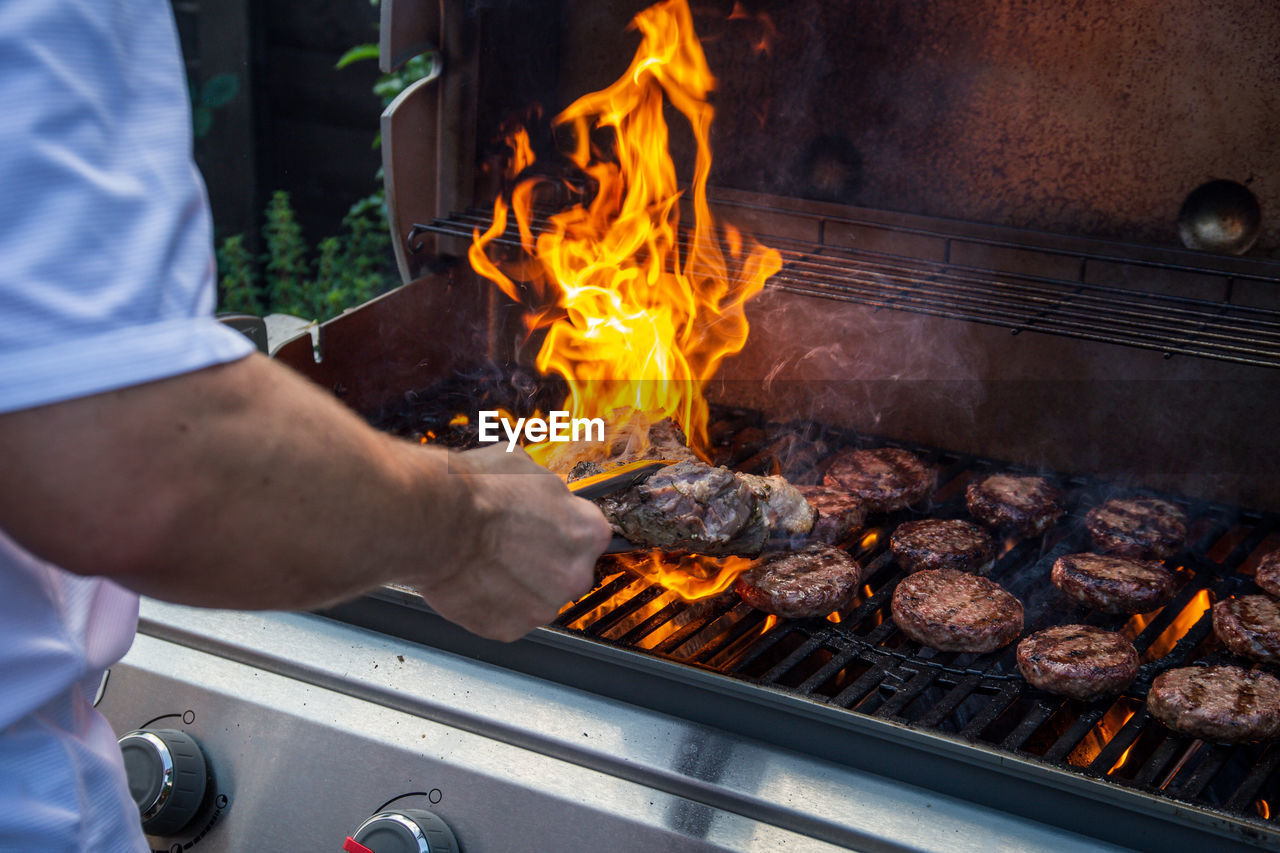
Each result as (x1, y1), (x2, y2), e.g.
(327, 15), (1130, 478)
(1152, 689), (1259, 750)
(412, 208), (1280, 368)
(550, 422), (1280, 835)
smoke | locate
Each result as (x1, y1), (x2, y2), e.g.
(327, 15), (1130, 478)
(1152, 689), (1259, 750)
(716, 280), (989, 446)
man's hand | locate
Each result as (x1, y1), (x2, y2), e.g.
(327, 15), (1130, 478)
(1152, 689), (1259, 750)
(413, 444), (612, 642)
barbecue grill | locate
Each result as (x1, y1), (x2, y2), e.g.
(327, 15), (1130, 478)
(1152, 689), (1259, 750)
(97, 1), (1280, 849)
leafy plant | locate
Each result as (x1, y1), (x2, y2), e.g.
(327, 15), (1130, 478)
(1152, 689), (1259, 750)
(215, 1), (429, 322)
(216, 234), (260, 315)
(215, 191), (393, 323)
(262, 191), (311, 312)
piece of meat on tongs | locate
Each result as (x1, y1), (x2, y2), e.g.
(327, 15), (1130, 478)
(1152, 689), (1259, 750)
(576, 459), (815, 557)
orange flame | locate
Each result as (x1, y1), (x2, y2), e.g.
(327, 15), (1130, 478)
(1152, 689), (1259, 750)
(1068, 697), (1140, 769)
(1122, 588), (1212, 662)
(1259, 800), (1272, 821)
(616, 552), (754, 601)
(469, 0), (781, 466)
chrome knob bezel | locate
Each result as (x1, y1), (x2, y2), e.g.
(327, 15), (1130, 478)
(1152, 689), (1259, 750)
(118, 730), (175, 822)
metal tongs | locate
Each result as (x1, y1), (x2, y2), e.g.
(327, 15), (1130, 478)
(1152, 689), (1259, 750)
(568, 459), (672, 553)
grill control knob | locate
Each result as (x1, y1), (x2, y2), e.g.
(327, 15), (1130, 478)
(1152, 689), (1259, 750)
(346, 809), (459, 853)
(117, 729), (208, 837)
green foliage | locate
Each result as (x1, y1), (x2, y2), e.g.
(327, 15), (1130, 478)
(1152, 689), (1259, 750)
(372, 52), (438, 107)
(212, 2), (421, 323)
(214, 192), (394, 323)
(190, 72), (241, 139)
(336, 43), (380, 69)
(216, 234), (261, 315)
(262, 191), (311, 312)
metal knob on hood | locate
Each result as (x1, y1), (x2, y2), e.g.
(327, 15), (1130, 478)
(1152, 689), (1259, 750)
(1177, 179), (1262, 255)
(346, 809), (459, 853)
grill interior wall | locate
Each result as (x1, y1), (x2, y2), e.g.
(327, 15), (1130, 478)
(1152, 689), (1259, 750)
(710, 286), (1280, 511)
(555, 0), (1280, 255)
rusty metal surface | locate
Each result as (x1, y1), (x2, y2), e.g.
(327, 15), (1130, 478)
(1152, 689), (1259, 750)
(274, 272), (492, 416)
(557, 0), (1280, 257)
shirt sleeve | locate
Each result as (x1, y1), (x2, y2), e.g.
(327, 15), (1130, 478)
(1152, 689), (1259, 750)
(0, 0), (254, 415)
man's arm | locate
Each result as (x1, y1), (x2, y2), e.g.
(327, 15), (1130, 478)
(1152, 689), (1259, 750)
(0, 352), (612, 641)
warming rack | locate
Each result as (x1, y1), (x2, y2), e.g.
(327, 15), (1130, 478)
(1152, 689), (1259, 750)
(409, 207), (1280, 369)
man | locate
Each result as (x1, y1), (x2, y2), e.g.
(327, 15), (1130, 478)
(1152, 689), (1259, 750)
(0, 2), (611, 849)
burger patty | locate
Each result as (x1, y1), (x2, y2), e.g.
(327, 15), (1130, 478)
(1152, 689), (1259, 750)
(1016, 625), (1139, 700)
(1213, 595), (1280, 663)
(822, 447), (934, 513)
(1147, 665), (1280, 742)
(890, 519), (996, 575)
(1256, 550), (1280, 598)
(1051, 553), (1177, 614)
(965, 474), (1065, 537)
(890, 568), (1023, 653)
(1084, 497), (1187, 560)
(794, 485), (867, 545)
(734, 543), (864, 619)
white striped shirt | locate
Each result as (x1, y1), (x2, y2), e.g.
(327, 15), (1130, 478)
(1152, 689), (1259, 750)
(0, 1), (253, 849)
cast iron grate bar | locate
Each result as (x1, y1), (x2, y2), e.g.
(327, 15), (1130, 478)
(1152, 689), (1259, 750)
(962, 682), (1024, 739)
(1001, 701), (1060, 752)
(615, 599), (687, 647)
(557, 573), (635, 625)
(582, 583), (668, 638)
(687, 607), (772, 665)
(1042, 706), (1110, 764)
(875, 667), (948, 720)
(1133, 736), (1192, 788)
(1171, 744), (1235, 800)
(1225, 745), (1280, 813)
(1086, 710), (1151, 777)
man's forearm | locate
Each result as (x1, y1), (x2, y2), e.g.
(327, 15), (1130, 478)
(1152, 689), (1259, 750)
(0, 353), (469, 609)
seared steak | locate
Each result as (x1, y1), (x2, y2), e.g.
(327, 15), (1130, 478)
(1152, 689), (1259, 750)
(794, 485), (867, 545)
(890, 519), (995, 575)
(596, 460), (813, 556)
(1051, 553), (1176, 614)
(739, 473), (818, 540)
(1016, 625), (1139, 700)
(1084, 497), (1187, 560)
(966, 474), (1064, 537)
(734, 543), (863, 618)
(1147, 665), (1280, 742)
(891, 568), (1023, 653)
(1257, 550), (1280, 598)
(822, 447), (934, 512)
(1213, 595), (1280, 663)
(564, 418), (698, 480)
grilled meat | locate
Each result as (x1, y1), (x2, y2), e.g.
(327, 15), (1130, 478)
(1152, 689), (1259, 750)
(734, 543), (863, 618)
(739, 472), (818, 540)
(965, 474), (1064, 537)
(596, 460), (813, 556)
(890, 568), (1023, 653)
(794, 485), (867, 545)
(1213, 595), (1280, 663)
(1256, 550), (1280, 598)
(1147, 665), (1280, 742)
(1051, 553), (1177, 615)
(1016, 625), (1139, 700)
(1084, 497), (1187, 560)
(564, 418), (698, 480)
(822, 447), (934, 513)
(890, 518), (995, 575)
